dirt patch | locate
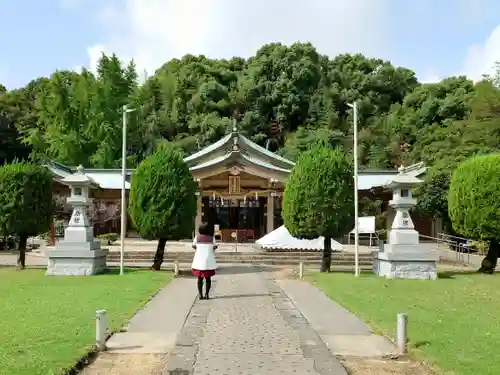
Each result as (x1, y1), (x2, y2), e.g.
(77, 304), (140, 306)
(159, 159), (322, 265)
(79, 353), (166, 375)
(340, 356), (436, 375)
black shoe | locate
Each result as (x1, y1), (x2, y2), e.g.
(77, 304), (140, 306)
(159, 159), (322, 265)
(199, 295), (205, 300)
(204, 295), (210, 300)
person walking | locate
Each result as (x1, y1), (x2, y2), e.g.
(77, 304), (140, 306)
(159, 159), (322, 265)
(191, 222), (218, 300)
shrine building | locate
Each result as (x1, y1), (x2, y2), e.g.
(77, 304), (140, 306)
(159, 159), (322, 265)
(45, 127), (438, 242)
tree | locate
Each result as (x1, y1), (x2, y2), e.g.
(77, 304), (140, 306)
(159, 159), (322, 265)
(282, 146), (354, 272)
(0, 162), (53, 268)
(448, 154), (500, 274)
(415, 168), (453, 233)
(2, 45), (499, 197)
(128, 144), (197, 270)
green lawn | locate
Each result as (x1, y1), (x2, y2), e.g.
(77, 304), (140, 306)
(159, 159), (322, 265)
(0, 268), (172, 375)
(310, 271), (500, 375)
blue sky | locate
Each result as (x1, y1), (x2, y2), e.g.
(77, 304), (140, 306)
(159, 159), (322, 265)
(1, 0), (499, 89)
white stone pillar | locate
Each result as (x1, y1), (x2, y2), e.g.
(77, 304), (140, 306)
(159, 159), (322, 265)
(267, 194), (274, 234)
(195, 194), (202, 233)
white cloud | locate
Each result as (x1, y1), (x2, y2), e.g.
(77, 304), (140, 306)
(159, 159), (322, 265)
(84, 0), (392, 76)
(461, 24), (500, 81)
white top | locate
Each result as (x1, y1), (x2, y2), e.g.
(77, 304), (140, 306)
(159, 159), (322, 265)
(191, 236), (218, 270)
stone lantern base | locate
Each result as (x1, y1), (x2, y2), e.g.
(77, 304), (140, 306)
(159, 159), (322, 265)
(46, 231), (109, 276)
(373, 244), (438, 280)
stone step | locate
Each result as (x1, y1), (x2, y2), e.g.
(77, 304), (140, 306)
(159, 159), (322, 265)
(106, 252), (373, 258)
(108, 262), (374, 271)
(106, 255), (373, 262)
(108, 255), (373, 261)
(105, 248), (372, 257)
(107, 254), (372, 262)
(105, 251), (373, 256)
(105, 258), (373, 266)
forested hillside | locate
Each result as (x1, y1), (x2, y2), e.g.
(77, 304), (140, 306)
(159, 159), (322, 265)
(1, 42), (500, 220)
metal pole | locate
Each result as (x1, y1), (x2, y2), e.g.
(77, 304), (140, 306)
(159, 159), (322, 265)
(96, 310), (108, 351)
(353, 102), (360, 277)
(174, 261), (179, 276)
(235, 228), (238, 253)
(120, 105), (127, 276)
(299, 262), (304, 279)
(396, 312), (408, 354)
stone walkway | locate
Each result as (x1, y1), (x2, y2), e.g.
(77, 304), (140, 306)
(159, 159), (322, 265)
(103, 265), (396, 375)
(164, 268), (353, 375)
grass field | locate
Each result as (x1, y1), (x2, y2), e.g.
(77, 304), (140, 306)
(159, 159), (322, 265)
(310, 271), (500, 375)
(0, 268), (172, 375)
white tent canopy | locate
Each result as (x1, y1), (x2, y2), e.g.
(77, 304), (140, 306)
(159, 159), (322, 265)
(256, 225), (343, 251)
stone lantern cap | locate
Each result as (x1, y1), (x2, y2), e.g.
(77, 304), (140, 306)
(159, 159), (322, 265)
(62, 165), (100, 189)
(384, 165), (422, 189)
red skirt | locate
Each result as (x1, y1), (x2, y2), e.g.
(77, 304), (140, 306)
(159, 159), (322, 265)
(192, 269), (216, 278)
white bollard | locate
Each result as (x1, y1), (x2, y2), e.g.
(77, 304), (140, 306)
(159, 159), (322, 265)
(174, 261), (179, 276)
(299, 262), (304, 279)
(96, 310), (108, 351)
(396, 312), (408, 354)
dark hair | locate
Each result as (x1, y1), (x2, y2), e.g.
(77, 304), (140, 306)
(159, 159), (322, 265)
(198, 221), (214, 236)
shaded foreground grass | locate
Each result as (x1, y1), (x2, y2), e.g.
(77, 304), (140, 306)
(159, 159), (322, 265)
(0, 268), (172, 375)
(310, 271), (500, 375)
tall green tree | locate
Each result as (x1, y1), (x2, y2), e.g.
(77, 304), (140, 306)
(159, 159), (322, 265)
(90, 54), (138, 167)
(448, 154), (500, 274)
(282, 146), (354, 272)
(128, 144), (197, 270)
(0, 162), (53, 268)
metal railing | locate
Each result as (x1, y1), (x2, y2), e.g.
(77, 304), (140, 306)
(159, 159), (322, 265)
(436, 233), (474, 263)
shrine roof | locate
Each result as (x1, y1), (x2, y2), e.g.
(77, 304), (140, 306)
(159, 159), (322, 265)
(184, 133), (233, 163)
(238, 136), (295, 167)
(43, 151), (427, 192)
(189, 154), (230, 171)
(189, 152), (292, 174)
(184, 126), (295, 171)
(360, 163), (427, 191)
(44, 161), (132, 190)
(85, 172), (131, 190)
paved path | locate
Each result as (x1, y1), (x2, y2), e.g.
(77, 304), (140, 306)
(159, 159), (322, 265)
(277, 279), (395, 358)
(164, 268), (348, 375)
(106, 278), (198, 354)
(102, 265), (396, 375)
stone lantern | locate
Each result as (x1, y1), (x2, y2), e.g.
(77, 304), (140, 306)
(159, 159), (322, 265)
(373, 166), (437, 280)
(46, 165), (109, 276)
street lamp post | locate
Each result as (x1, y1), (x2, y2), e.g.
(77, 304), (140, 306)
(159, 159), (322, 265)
(120, 104), (136, 276)
(347, 101), (360, 277)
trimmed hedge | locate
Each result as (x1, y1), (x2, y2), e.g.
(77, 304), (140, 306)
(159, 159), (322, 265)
(448, 153), (500, 241)
(128, 145), (197, 240)
(282, 146), (354, 239)
(0, 162), (53, 239)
